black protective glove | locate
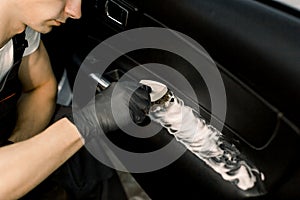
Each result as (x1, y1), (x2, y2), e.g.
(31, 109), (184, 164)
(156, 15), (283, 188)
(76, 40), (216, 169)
(67, 81), (151, 142)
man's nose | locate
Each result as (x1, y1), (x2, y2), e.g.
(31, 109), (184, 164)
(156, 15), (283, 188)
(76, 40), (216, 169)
(65, 0), (82, 19)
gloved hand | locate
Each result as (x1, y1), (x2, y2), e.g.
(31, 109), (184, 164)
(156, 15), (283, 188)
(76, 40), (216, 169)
(66, 81), (151, 142)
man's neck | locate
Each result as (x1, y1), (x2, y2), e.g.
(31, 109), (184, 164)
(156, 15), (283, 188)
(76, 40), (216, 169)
(0, 1), (26, 49)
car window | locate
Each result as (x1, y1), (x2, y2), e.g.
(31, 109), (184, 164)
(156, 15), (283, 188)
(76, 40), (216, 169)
(273, 0), (300, 11)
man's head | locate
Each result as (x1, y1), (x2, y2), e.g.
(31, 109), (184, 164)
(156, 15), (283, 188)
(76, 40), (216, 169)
(15, 0), (82, 33)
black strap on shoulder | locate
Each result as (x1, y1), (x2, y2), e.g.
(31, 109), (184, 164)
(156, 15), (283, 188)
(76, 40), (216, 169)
(0, 31), (28, 92)
(12, 31), (28, 64)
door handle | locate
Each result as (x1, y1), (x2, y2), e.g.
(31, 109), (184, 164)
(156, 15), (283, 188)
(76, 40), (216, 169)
(105, 0), (129, 27)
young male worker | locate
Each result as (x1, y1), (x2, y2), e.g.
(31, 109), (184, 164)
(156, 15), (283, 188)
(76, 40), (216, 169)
(0, 0), (151, 199)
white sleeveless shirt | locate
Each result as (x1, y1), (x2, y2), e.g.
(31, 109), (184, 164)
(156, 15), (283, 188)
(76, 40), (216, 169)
(0, 27), (40, 81)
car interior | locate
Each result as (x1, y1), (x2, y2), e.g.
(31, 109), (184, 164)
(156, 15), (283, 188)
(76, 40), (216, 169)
(42, 0), (300, 199)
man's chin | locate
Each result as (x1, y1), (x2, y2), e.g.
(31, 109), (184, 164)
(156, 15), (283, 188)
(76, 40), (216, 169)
(38, 26), (54, 34)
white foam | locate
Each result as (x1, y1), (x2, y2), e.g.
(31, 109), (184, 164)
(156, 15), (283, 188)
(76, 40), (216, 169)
(144, 80), (264, 191)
